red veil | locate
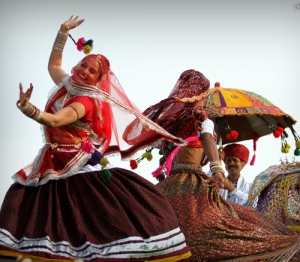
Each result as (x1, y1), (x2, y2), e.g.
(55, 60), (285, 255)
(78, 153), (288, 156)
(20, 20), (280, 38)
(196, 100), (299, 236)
(66, 54), (186, 160)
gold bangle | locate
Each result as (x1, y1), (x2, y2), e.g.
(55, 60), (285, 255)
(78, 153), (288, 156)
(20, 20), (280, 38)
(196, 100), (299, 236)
(65, 24), (69, 31)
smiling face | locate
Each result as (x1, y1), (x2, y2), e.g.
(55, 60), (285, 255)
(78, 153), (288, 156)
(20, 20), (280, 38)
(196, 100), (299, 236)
(224, 156), (245, 177)
(72, 56), (102, 85)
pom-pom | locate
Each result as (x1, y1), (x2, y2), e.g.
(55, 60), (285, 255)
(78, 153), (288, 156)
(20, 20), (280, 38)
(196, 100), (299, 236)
(81, 141), (93, 154)
(130, 159), (138, 169)
(159, 149), (164, 155)
(76, 37), (85, 51)
(83, 45), (93, 55)
(226, 130), (239, 140)
(100, 157), (109, 168)
(90, 150), (103, 165)
(296, 140), (300, 148)
(294, 148), (300, 156)
(214, 82), (220, 87)
(226, 133), (233, 140)
(277, 127), (284, 134)
(284, 147), (290, 153)
(142, 152), (153, 161)
(273, 130), (281, 138)
(230, 130), (239, 140)
(101, 169), (112, 180)
(83, 39), (93, 54)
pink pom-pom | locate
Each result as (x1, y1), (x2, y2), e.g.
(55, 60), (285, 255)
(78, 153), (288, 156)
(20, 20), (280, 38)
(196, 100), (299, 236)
(76, 37), (86, 51)
(82, 141), (93, 154)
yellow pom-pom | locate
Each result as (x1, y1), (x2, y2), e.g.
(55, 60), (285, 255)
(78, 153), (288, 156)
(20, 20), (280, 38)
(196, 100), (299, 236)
(100, 157), (109, 168)
(281, 147), (285, 153)
(286, 143), (291, 149)
(83, 45), (93, 54)
(296, 140), (300, 148)
(284, 147), (290, 153)
(142, 152), (153, 161)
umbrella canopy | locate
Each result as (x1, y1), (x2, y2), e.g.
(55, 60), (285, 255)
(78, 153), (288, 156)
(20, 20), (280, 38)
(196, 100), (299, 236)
(206, 86), (298, 146)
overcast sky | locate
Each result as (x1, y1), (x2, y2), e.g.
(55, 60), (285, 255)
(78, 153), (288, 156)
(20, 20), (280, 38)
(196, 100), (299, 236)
(0, 0), (300, 205)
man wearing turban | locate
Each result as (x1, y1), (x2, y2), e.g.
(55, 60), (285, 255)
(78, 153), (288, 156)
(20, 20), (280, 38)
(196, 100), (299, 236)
(220, 143), (252, 205)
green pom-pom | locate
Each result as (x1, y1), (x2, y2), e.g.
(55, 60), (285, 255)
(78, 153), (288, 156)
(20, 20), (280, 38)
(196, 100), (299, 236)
(101, 169), (112, 180)
(142, 152), (153, 161)
(83, 39), (93, 47)
(296, 140), (300, 148)
(294, 148), (300, 156)
(159, 149), (164, 155)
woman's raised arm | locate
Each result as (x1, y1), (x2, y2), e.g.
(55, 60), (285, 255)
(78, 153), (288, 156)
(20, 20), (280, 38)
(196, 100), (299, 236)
(48, 16), (85, 85)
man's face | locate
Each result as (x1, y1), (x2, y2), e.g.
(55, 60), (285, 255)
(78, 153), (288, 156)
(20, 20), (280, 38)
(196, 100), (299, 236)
(224, 156), (245, 176)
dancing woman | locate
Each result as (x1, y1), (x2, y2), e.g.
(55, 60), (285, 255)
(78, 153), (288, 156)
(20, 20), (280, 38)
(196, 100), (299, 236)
(0, 16), (191, 262)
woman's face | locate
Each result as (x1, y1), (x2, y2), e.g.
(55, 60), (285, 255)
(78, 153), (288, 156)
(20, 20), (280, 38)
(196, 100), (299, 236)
(72, 56), (101, 85)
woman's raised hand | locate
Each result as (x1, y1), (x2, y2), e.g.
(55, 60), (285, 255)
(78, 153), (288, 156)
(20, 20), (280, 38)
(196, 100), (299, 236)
(61, 15), (85, 32)
(17, 83), (33, 107)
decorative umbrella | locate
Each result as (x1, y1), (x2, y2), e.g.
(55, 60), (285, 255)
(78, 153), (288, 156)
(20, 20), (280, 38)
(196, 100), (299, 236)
(206, 83), (300, 158)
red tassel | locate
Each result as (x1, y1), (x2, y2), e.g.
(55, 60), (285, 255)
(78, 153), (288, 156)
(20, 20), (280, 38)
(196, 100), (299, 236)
(250, 153), (256, 166)
(130, 160), (138, 170)
(250, 132), (259, 166)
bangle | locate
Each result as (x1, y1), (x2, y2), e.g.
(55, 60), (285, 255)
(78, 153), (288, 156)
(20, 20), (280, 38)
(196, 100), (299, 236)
(17, 101), (43, 122)
(65, 25), (70, 31)
(52, 30), (68, 52)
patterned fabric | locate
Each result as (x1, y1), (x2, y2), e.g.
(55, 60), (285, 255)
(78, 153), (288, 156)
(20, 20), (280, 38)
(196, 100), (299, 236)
(247, 162), (300, 261)
(0, 168), (191, 261)
(158, 164), (299, 261)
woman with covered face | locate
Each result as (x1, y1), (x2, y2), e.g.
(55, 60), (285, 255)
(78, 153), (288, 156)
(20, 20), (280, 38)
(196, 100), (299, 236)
(124, 69), (300, 261)
(0, 16), (192, 262)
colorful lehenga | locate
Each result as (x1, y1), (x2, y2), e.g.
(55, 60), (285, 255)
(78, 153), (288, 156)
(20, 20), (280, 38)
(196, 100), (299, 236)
(0, 74), (191, 262)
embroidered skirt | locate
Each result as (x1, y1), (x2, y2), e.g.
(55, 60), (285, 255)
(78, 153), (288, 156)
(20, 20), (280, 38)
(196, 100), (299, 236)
(157, 163), (299, 262)
(0, 168), (191, 262)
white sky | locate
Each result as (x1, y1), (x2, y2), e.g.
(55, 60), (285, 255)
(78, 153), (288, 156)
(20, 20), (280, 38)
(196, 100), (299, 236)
(0, 0), (300, 205)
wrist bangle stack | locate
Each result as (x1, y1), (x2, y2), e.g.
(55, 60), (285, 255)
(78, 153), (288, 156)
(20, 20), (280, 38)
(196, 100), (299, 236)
(17, 101), (42, 121)
(209, 160), (225, 175)
(52, 30), (68, 52)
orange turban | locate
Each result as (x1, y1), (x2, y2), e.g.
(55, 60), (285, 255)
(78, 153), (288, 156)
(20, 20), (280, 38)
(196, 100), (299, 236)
(223, 143), (250, 164)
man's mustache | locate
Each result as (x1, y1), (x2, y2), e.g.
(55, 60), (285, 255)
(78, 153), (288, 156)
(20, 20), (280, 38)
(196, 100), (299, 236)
(228, 165), (236, 169)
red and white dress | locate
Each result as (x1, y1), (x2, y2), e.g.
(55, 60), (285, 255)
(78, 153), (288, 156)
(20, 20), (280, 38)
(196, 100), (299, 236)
(0, 75), (191, 262)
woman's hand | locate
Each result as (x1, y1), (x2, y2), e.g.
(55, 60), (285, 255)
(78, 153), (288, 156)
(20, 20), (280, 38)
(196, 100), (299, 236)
(61, 15), (85, 32)
(17, 83), (33, 107)
(210, 171), (225, 191)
